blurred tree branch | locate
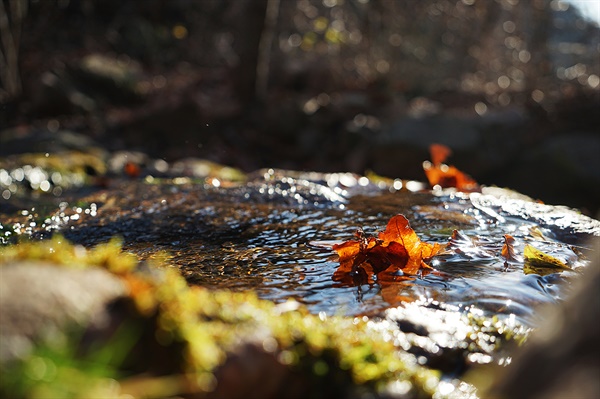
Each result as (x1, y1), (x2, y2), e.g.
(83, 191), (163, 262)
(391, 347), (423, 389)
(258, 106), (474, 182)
(0, 0), (27, 100)
(229, 0), (268, 107)
(256, 0), (280, 102)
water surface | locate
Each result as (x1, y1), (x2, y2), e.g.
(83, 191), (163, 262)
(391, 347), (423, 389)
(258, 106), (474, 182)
(4, 170), (595, 326)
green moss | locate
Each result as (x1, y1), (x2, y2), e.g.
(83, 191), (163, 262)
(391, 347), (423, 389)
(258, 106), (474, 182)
(1, 151), (107, 177)
(0, 235), (137, 274)
(0, 236), (440, 398)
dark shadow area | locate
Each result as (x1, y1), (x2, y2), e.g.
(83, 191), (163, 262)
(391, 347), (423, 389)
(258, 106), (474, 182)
(1, 0), (599, 214)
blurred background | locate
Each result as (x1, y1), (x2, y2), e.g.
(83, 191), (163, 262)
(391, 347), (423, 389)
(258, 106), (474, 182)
(0, 0), (599, 214)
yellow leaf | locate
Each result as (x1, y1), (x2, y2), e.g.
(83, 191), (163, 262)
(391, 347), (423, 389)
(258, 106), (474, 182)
(523, 244), (571, 275)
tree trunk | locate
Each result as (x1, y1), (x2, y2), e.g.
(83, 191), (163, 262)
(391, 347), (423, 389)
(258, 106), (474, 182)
(229, 0), (269, 107)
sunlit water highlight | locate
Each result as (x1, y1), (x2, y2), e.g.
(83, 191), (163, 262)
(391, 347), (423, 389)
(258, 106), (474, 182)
(2, 172), (597, 328)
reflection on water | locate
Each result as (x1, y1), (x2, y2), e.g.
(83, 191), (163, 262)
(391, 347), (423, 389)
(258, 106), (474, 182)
(172, 186), (592, 326)
(2, 173), (596, 327)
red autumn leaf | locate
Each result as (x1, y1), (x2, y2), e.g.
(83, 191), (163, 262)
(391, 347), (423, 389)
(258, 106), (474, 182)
(332, 215), (441, 284)
(423, 143), (479, 192)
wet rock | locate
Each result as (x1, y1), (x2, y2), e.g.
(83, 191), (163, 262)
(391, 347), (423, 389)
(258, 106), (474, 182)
(0, 171), (598, 398)
(170, 158), (246, 181)
(377, 299), (529, 377)
(0, 135), (108, 202)
(0, 262), (126, 363)
(472, 187), (600, 240)
(0, 238), (443, 399)
(483, 238), (600, 399)
(2, 170), (595, 321)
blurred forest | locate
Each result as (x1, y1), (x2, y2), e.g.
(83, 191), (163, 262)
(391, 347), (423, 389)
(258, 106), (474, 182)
(1, 0), (599, 213)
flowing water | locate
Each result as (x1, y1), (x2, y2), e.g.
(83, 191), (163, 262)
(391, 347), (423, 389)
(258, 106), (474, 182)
(3, 169), (597, 327)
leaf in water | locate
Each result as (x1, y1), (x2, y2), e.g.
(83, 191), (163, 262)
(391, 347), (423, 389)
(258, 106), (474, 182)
(377, 215), (441, 272)
(332, 215), (441, 284)
(501, 234), (520, 264)
(423, 143), (479, 191)
(528, 226), (551, 241)
(523, 244), (572, 276)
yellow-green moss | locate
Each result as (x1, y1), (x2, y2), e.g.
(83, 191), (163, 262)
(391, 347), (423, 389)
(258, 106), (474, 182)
(0, 235), (137, 274)
(0, 236), (440, 398)
(16, 151), (107, 176)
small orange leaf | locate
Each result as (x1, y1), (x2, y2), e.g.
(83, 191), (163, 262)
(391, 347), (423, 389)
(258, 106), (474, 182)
(430, 143), (452, 166)
(424, 143), (479, 192)
(501, 234), (519, 263)
(124, 162), (141, 178)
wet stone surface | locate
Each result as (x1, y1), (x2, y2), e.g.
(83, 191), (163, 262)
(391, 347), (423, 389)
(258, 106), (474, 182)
(1, 167), (599, 394)
(2, 169), (597, 326)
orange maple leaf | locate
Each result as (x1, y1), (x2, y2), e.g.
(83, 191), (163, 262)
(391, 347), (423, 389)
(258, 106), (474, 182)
(332, 215), (441, 284)
(377, 214), (442, 272)
(423, 143), (479, 192)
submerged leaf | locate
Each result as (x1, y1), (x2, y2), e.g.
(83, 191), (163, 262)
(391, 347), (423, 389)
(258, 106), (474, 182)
(528, 226), (552, 241)
(423, 143), (479, 192)
(523, 244), (572, 275)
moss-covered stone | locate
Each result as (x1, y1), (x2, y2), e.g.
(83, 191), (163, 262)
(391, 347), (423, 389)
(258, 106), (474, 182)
(0, 236), (445, 398)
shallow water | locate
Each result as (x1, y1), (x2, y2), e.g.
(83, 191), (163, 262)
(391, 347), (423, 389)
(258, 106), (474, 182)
(2, 170), (597, 326)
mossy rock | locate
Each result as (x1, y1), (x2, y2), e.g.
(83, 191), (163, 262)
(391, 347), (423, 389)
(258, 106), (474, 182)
(0, 236), (447, 398)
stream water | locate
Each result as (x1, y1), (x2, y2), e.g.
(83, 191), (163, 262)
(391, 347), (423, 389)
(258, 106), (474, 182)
(3, 169), (597, 327)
